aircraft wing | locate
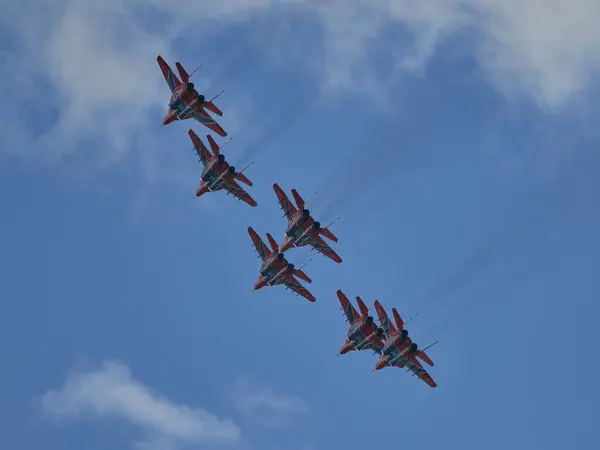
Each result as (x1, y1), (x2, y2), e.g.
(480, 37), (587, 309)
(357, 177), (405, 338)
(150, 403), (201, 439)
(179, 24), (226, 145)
(283, 276), (316, 302)
(273, 183), (297, 221)
(248, 227), (270, 261)
(374, 302), (394, 340)
(188, 129), (211, 166)
(336, 290), (361, 325)
(404, 359), (437, 388)
(307, 233), (342, 263)
(183, 106), (227, 137)
(157, 56), (181, 94)
(222, 177), (257, 207)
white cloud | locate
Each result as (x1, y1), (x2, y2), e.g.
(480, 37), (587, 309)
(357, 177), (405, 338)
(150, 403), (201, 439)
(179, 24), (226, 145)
(2, 0), (599, 173)
(0, 0), (274, 168)
(470, 0), (600, 107)
(230, 376), (309, 427)
(310, 0), (600, 108)
(41, 361), (241, 448)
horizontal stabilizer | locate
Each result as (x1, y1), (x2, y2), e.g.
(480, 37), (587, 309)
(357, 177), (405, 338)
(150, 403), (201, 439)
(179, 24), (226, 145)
(295, 269), (311, 284)
(204, 100), (223, 116)
(235, 172), (252, 187)
(320, 227), (338, 242)
(418, 351), (434, 367)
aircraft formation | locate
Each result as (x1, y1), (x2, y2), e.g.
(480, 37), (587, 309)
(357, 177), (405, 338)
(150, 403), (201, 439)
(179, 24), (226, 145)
(157, 55), (439, 388)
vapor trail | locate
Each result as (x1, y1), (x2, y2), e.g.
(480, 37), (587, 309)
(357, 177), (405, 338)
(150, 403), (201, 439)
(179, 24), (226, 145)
(312, 127), (408, 221)
(238, 85), (314, 162)
(404, 168), (590, 338)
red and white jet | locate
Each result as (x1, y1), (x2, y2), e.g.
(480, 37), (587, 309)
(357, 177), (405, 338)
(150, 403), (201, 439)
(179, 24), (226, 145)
(157, 55), (227, 136)
(337, 290), (385, 355)
(273, 183), (342, 263)
(189, 130), (257, 207)
(373, 300), (438, 388)
(248, 227), (316, 302)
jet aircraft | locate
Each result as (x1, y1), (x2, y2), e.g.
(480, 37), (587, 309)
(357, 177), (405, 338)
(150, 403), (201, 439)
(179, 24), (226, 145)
(248, 227), (316, 302)
(336, 289), (385, 355)
(157, 55), (227, 136)
(273, 183), (342, 263)
(188, 130), (257, 207)
(373, 300), (438, 388)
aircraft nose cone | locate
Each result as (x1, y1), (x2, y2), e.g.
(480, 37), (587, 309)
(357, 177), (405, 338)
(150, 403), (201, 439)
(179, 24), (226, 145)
(162, 114), (176, 126)
(253, 278), (266, 290)
(280, 240), (292, 252)
(375, 358), (388, 371)
(339, 343), (352, 355)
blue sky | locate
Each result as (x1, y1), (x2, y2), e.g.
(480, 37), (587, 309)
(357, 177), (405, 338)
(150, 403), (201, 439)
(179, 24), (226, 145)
(1, 1), (600, 450)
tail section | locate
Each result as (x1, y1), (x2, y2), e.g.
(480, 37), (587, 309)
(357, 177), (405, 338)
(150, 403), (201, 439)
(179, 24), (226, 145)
(248, 226), (272, 261)
(189, 129), (212, 165)
(392, 308), (405, 330)
(374, 300), (395, 338)
(355, 296), (369, 317)
(374, 300), (387, 323)
(291, 189), (305, 209)
(206, 134), (253, 186)
(337, 290), (350, 312)
(337, 289), (361, 326)
(175, 62), (190, 83)
(273, 183), (297, 221)
(157, 55), (181, 94)
(206, 135), (220, 155)
(235, 171), (253, 187)
(266, 233), (279, 253)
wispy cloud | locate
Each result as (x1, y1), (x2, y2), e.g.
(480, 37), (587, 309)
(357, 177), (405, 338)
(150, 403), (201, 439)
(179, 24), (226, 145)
(230, 376), (310, 427)
(311, 0), (600, 108)
(40, 361), (241, 448)
(2, 0), (598, 173)
(0, 0), (274, 169)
